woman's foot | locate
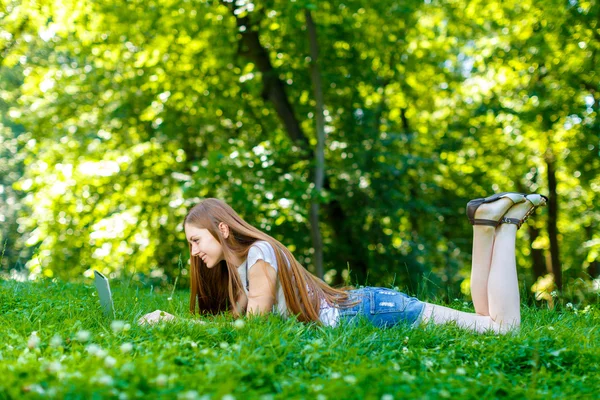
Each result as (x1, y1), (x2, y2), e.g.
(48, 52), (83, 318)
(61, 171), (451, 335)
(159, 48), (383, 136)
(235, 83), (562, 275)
(501, 194), (547, 229)
(473, 198), (516, 224)
(467, 192), (526, 227)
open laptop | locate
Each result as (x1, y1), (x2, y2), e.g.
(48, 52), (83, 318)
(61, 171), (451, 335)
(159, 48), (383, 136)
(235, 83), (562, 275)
(93, 270), (116, 319)
(94, 270), (179, 325)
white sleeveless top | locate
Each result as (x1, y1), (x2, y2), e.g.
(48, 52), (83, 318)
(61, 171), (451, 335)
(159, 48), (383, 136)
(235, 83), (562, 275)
(237, 240), (340, 327)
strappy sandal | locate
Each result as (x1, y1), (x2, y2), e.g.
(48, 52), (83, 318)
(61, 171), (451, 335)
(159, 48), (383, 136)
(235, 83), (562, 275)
(501, 194), (548, 229)
(466, 192), (526, 227)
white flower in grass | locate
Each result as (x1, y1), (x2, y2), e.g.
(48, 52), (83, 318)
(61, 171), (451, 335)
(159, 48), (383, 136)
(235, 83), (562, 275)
(71, 371), (83, 379)
(402, 346), (409, 354)
(222, 395), (235, 400)
(311, 384), (324, 392)
(97, 374), (114, 386)
(46, 361), (62, 374)
(582, 305), (592, 314)
(456, 367), (466, 375)
(118, 393), (129, 400)
(233, 319), (245, 329)
(50, 335), (62, 348)
(104, 356), (117, 368)
(76, 330), (91, 342)
(190, 341), (198, 348)
(121, 362), (135, 373)
(156, 374), (168, 387)
(111, 320), (126, 334)
(219, 342), (229, 349)
(120, 342), (133, 353)
(343, 375), (357, 384)
(97, 349), (108, 358)
(86, 344), (102, 356)
(27, 332), (40, 349)
(401, 372), (415, 382)
(381, 395), (394, 400)
(123, 323), (131, 331)
(24, 384), (45, 394)
(316, 395), (327, 400)
(330, 372), (341, 379)
(177, 390), (199, 400)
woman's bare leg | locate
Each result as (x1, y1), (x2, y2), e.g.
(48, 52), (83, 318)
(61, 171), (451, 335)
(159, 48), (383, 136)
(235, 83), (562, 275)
(486, 219), (522, 329)
(420, 302), (498, 333)
(470, 198), (515, 315)
(470, 225), (495, 315)
(420, 198), (533, 334)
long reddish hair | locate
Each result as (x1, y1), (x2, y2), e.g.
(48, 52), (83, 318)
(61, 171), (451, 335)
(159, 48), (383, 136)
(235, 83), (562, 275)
(184, 198), (352, 323)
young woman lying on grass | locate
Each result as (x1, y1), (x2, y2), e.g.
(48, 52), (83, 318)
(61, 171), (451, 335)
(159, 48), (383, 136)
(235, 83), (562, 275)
(139, 193), (547, 334)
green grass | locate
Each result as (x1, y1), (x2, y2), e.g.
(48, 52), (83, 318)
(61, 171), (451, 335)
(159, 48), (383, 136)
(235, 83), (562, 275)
(0, 279), (598, 400)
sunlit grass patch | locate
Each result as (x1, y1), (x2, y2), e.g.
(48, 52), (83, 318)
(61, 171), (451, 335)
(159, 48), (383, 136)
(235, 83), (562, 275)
(0, 279), (598, 399)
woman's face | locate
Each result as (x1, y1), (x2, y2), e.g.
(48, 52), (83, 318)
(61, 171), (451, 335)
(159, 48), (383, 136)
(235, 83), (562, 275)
(184, 224), (225, 268)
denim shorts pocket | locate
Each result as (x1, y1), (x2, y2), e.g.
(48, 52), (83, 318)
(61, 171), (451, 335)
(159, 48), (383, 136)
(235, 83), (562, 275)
(369, 288), (408, 314)
(338, 291), (367, 317)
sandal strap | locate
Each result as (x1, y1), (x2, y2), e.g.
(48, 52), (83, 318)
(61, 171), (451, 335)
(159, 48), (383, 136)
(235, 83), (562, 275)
(501, 217), (523, 229)
(472, 219), (499, 227)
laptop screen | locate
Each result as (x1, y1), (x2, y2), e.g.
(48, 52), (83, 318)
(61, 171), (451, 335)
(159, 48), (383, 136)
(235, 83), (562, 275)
(94, 270), (115, 318)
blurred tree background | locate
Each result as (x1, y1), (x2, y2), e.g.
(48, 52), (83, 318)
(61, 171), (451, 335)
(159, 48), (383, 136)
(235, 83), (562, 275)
(1, 0), (598, 305)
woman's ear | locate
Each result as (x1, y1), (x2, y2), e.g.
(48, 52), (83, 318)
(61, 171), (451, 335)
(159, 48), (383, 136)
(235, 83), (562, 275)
(218, 222), (230, 239)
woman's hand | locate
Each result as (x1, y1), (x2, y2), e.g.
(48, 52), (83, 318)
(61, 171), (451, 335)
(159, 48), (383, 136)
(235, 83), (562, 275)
(138, 309), (176, 325)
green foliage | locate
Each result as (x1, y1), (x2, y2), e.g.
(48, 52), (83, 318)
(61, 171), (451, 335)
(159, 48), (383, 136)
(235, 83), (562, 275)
(0, 279), (599, 398)
(0, 0), (598, 301)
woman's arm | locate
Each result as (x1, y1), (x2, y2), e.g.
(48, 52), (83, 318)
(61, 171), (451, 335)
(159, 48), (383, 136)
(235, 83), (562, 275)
(246, 260), (277, 315)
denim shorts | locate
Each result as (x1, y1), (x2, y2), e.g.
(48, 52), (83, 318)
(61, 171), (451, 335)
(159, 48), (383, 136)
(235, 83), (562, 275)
(338, 287), (425, 328)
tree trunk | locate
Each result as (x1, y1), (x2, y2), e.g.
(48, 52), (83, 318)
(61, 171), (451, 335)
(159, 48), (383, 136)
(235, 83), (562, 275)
(305, 9), (325, 279)
(222, 2), (369, 279)
(545, 148), (562, 291)
(225, 6), (308, 149)
(516, 181), (548, 282)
